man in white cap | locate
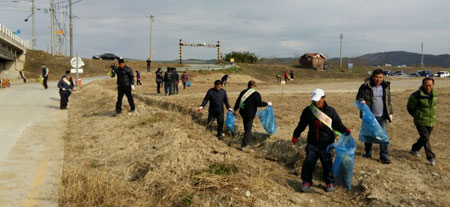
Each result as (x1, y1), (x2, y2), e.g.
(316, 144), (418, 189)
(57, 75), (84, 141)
(291, 88), (351, 193)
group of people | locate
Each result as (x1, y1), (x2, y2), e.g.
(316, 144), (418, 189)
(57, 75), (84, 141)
(155, 67), (189, 96)
(197, 68), (438, 193)
(197, 80), (272, 151)
(276, 71), (294, 82)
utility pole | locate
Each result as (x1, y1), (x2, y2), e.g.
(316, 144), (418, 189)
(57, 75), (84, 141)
(421, 42), (424, 68)
(147, 15), (154, 72)
(69, 0), (73, 58)
(31, 0), (36, 49)
(339, 33), (343, 68)
(50, 0), (55, 55)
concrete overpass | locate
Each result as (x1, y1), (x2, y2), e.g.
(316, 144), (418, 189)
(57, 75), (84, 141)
(0, 23), (29, 82)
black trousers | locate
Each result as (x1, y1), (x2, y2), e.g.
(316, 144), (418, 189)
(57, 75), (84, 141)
(59, 91), (71, 109)
(156, 82), (162, 94)
(183, 82), (186, 89)
(43, 77), (48, 89)
(207, 112), (224, 137)
(137, 80), (142, 85)
(301, 144), (334, 185)
(241, 116), (255, 148)
(116, 85), (135, 113)
(412, 126), (435, 160)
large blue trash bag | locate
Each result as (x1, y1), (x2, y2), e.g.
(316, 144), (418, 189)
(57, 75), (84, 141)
(354, 100), (390, 144)
(225, 111), (236, 133)
(257, 106), (277, 135)
(186, 80), (191, 87)
(327, 134), (356, 191)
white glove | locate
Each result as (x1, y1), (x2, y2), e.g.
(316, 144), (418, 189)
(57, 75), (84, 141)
(268, 102), (272, 106)
(389, 115), (393, 122)
(131, 85), (135, 90)
(361, 100), (366, 104)
(228, 108), (233, 112)
(197, 106), (203, 112)
(62, 88), (66, 91)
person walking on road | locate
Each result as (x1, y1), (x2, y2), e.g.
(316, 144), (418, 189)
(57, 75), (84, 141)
(197, 80), (232, 140)
(407, 77), (438, 166)
(181, 72), (189, 89)
(356, 69), (393, 164)
(57, 72), (74, 110)
(136, 71), (142, 86)
(291, 88), (350, 193)
(221, 74), (229, 87)
(233, 80), (271, 151)
(115, 59), (135, 115)
(155, 68), (164, 94)
(41, 66), (49, 89)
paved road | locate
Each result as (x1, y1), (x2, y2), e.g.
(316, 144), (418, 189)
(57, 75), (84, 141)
(0, 76), (108, 206)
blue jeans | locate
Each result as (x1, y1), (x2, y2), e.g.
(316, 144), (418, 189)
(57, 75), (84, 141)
(364, 117), (389, 161)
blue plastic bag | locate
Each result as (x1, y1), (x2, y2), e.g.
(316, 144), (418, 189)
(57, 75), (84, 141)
(354, 101), (390, 144)
(327, 134), (356, 191)
(186, 80), (191, 87)
(225, 111), (236, 133)
(257, 106), (277, 135)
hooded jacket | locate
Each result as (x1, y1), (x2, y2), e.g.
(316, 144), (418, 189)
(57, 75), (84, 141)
(407, 87), (437, 127)
(292, 102), (347, 150)
(356, 78), (393, 121)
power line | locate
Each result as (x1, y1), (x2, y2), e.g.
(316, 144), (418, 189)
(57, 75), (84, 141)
(73, 16), (148, 20)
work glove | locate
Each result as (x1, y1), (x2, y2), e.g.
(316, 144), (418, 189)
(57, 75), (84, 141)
(131, 85), (135, 90)
(268, 102), (272, 106)
(292, 137), (298, 145)
(361, 100), (366, 104)
(228, 108), (233, 112)
(389, 115), (393, 122)
(62, 88), (66, 91)
(197, 106), (203, 112)
(344, 128), (351, 135)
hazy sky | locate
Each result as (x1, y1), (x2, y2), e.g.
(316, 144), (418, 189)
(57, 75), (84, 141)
(1, 0), (449, 60)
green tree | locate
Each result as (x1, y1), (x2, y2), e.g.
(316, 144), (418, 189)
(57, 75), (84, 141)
(224, 51), (258, 63)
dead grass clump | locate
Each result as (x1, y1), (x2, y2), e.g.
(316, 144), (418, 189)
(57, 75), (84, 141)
(129, 162), (150, 182)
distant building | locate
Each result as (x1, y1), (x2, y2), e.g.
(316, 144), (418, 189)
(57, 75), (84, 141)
(299, 53), (326, 70)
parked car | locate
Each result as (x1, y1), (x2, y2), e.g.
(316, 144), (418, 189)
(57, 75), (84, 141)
(409, 72), (420, 77)
(436, 71), (450, 78)
(417, 70), (434, 77)
(383, 70), (393, 76)
(394, 70), (407, 77)
(92, 53), (121, 60)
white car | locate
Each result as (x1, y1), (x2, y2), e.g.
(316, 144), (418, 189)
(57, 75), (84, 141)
(436, 71), (450, 78)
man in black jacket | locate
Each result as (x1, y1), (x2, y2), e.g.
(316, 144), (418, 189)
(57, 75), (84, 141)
(115, 59), (135, 114)
(233, 80), (271, 150)
(291, 88), (350, 193)
(41, 66), (49, 89)
(197, 80), (232, 139)
(155, 68), (164, 94)
(164, 67), (175, 96)
(356, 69), (393, 164)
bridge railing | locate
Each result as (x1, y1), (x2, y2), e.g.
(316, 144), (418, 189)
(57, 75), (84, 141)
(0, 23), (26, 49)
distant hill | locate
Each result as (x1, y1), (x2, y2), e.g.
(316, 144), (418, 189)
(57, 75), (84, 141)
(327, 51), (450, 68)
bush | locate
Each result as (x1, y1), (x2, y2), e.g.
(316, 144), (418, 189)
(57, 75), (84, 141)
(224, 51), (258, 63)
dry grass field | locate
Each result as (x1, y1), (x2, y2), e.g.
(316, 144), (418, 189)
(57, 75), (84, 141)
(59, 67), (450, 206)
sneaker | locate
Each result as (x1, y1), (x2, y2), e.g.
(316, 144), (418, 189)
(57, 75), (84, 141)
(362, 153), (372, 159)
(410, 150), (421, 157)
(301, 182), (311, 192)
(217, 136), (223, 140)
(325, 184), (334, 192)
(381, 159), (391, 164)
(429, 159), (436, 166)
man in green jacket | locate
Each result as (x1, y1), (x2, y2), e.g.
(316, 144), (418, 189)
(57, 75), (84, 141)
(407, 77), (437, 166)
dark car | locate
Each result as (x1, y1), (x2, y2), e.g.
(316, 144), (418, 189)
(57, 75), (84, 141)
(92, 53), (121, 60)
(383, 70), (393, 76)
(418, 70), (434, 77)
(409, 72), (420, 77)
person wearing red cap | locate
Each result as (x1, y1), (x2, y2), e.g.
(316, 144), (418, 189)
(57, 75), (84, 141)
(291, 88), (350, 193)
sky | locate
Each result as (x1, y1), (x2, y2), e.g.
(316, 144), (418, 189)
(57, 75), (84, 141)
(1, 0), (450, 60)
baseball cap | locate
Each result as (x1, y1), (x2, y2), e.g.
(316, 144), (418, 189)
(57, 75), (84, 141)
(311, 88), (325, 102)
